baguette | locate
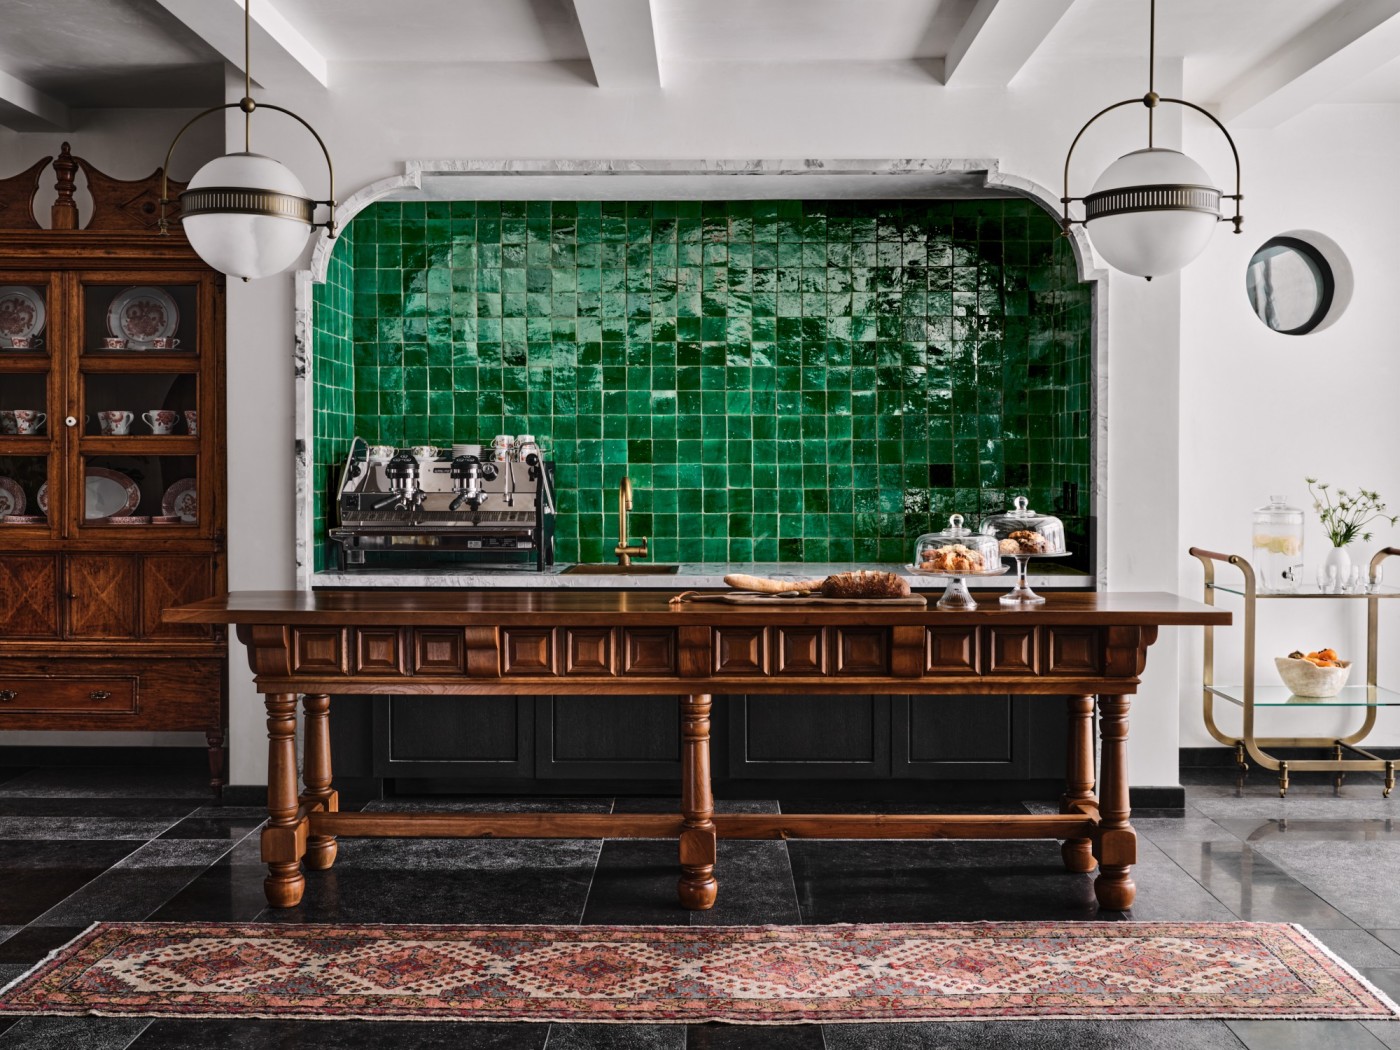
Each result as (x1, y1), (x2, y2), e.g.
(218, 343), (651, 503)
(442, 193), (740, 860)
(723, 573), (824, 593)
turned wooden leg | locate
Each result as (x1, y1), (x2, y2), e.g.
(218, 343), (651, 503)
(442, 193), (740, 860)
(1060, 695), (1097, 873)
(205, 728), (226, 799)
(261, 693), (306, 908)
(1093, 694), (1137, 910)
(678, 693), (718, 910)
(299, 693), (339, 871)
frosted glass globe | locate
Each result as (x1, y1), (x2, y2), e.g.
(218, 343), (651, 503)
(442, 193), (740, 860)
(1085, 148), (1220, 279)
(181, 152), (312, 280)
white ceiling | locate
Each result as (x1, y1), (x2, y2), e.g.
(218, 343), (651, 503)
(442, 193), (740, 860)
(2, 0), (1398, 131)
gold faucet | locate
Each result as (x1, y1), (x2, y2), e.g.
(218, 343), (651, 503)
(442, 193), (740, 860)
(615, 476), (649, 566)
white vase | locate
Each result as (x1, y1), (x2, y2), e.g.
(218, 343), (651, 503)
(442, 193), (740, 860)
(1322, 544), (1353, 587)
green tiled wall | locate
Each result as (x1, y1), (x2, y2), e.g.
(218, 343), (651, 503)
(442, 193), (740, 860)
(312, 199), (1092, 569)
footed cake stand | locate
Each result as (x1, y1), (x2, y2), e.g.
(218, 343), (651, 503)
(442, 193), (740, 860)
(1001, 550), (1072, 606)
(906, 564), (1010, 610)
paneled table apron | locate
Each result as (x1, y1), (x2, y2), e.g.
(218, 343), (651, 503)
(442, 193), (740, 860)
(165, 591), (1228, 912)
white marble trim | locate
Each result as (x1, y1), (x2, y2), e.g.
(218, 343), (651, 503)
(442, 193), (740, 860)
(293, 159), (1110, 591)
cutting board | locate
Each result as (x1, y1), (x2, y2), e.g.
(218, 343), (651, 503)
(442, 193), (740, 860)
(672, 590), (928, 607)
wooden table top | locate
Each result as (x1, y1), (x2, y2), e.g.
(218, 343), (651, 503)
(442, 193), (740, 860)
(166, 590), (1230, 628)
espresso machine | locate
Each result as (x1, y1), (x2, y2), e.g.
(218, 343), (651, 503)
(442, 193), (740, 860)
(328, 437), (555, 571)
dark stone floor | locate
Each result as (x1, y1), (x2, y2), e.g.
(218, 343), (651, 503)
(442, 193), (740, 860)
(1, 763), (1398, 1048)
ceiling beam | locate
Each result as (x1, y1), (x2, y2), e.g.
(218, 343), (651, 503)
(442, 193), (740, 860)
(0, 67), (69, 132)
(571, 0), (661, 89)
(1217, 0), (1400, 127)
(944, 0), (1078, 87)
(154, 0), (328, 94)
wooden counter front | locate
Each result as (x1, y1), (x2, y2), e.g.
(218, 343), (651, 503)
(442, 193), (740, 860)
(168, 590), (1228, 914)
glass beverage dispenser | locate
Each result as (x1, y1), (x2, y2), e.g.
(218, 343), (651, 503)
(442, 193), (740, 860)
(1252, 495), (1304, 593)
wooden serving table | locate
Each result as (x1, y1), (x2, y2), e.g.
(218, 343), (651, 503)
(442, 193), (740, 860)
(165, 590), (1228, 912)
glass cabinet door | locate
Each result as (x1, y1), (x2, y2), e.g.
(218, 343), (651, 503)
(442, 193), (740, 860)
(70, 275), (213, 535)
(0, 276), (58, 532)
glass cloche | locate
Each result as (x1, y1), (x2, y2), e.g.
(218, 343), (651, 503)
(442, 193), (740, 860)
(909, 514), (1007, 610)
(980, 496), (1069, 605)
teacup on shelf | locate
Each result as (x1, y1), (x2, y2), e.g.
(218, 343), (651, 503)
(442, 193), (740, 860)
(98, 410), (134, 436)
(101, 337), (127, 350)
(143, 409), (179, 435)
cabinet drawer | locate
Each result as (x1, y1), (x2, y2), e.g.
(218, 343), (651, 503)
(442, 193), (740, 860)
(0, 676), (137, 715)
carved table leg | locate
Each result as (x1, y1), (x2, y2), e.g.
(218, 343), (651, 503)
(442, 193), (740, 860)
(261, 693), (306, 908)
(299, 693), (339, 871)
(1060, 695), (1097, 873)
(205, 727), (226, 799)
(1093, 695), (1137, 910)
(678, 693), (718, 910)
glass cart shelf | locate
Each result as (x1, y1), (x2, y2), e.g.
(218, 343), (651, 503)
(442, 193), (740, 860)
(1207, 684), (1400, 708)
(1208, 583), (1400, 599)
(1190, 545), (1400, 797)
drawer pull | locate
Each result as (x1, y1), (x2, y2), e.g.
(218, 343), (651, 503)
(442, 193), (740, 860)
(0, 690), (15, 701)
(88, 690), (112, 701)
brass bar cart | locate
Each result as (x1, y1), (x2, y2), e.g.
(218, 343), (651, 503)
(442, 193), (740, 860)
(1190, 546), (1400, 798)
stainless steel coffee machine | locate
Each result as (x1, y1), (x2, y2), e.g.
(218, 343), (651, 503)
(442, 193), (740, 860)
(328, 437), (555, 571)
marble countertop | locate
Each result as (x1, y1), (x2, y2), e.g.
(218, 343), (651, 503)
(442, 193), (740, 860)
(312, 561), (1095, 590)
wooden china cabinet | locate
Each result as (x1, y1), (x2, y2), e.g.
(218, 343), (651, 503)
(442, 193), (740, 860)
(0, 144), (227, 792)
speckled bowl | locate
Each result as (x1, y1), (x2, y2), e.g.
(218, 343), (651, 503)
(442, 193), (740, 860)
(1275, 656), (1352, 698)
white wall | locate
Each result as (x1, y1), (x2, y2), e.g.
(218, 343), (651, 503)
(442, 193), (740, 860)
(1178, 104), (1400, 749)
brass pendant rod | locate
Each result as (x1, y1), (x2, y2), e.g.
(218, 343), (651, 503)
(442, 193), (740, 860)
(244, 0), (252, 152)
(1147, 0), (1156, 147)
(1160, 96), (1244, 233)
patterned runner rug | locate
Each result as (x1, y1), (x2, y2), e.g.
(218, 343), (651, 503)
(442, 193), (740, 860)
(2, 921), (1396, 1024)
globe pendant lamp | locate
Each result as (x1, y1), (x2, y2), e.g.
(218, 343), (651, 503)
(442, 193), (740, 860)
(158, 0), (335, 280)
(1060, 0), (1242, 280)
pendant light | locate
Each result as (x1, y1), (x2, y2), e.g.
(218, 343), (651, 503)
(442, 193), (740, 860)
(1060, 0), (1241, 280)
(158, 0), (335, 280)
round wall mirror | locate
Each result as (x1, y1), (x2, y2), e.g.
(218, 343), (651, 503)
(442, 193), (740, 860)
(1245, 236), (1335, 335)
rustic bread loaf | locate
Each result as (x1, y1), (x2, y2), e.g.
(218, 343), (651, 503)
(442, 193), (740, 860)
(819, 570), (911, 599)
(723, 573), (824, 593)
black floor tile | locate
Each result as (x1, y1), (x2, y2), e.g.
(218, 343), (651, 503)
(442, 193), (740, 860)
(130, 1018), (550, 1049)
(146, 858), (273, 922)
(1154, 840), (1358, 927)
(1251, 839), (1400, 927)
(0, 798), (199, 820)
(788, 839), (1103, 923)
(0, 840), (138, 925)
(0, 769), (33, 788)
(1363, 1020), (1400, 1049)
(1359, 968), (1400, 1005)
(0, 1016), (151, 1049)
(261, 839), (600, 924)
(156, 814), (266, 841)
(0, 925), (88, 966)
(1227, 1019), (1389, 1049)
(0, 767), (211, 799)
(1308, 930), (1400, 969)
(0, 817), (181, 841)
(30, 840), (235, 927)
(825, 1019), (1248, 1048)
(686, 1023), (823, 1050)
(546, 1023), (685, 1049)
(1114, 839), (1239, 921)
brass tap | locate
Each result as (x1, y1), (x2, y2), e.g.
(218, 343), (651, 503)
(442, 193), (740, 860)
(615, 476), (649, 566)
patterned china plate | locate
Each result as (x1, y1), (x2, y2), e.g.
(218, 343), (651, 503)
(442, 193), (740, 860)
(107, 287), (178, 349)
(161, 478), (196, 522)
(0, 286), (45, 342)
(36, 481), (46, 514)
(85, 467), (141, 519)
(0, 476), (25, 517)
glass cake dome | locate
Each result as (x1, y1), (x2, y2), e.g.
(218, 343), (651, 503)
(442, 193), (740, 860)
(979, 496), (1070, 605)
(909, 514), (1007, 610)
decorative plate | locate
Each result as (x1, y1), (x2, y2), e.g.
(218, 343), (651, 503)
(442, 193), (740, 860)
(85, 467), (140, 519)
(0, 477), (25, 517)
(0, 286), (45, 342)
(161, 477), (197, 522)
(36, 481), (46, 514)
(107, 287), (178, 349)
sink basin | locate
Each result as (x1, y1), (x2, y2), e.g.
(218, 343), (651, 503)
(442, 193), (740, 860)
(562, 563), (680, 575)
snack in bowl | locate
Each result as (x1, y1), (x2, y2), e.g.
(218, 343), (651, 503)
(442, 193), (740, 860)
(1276, 650), (1351, 698)
(919, 544), (986, 573)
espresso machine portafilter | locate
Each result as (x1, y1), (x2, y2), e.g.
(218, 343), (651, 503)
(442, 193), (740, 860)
(449, 455), (498, 512)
